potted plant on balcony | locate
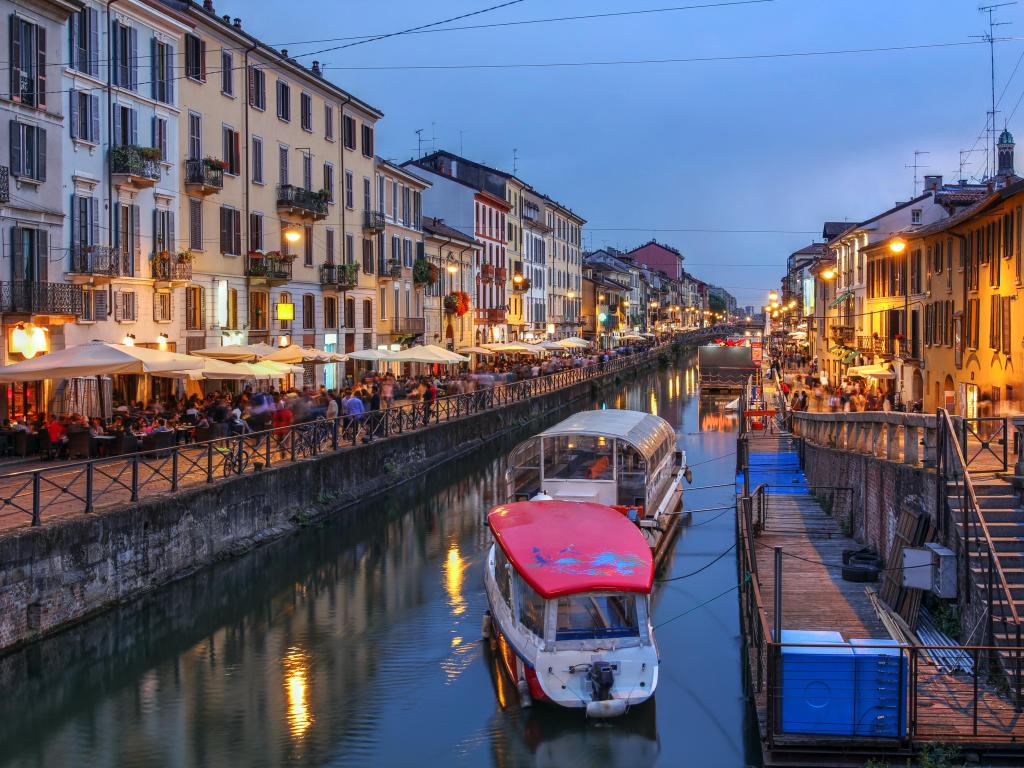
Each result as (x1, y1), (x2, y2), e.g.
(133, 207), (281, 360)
(203, 157), (228, 170)
(413, 258), (438, 286)
(338, 262), (359, 288)
(140, 146), (162, 162)
(443, 293), (459, 315)
(387, 258), (402, 278)
(176, 250), (196, 264)
(314, 189), (332, 204)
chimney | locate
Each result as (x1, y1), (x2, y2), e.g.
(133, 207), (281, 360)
(281, 49), (288, 58)
(202, 0), (214, 11)
(233, 17), (241, 29)
(221, 14), (229, 23)
(923, 175), (942, 192)
(311, 60), (321, 77)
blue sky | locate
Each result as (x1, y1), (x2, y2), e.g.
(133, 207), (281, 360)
(237, 0), (1020, 306)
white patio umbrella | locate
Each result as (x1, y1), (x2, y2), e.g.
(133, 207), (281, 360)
(189, 342), (278, 362)
(346, 348), (397, 362)
(0, 341), (204, 382)
(485, 343), (545, 356)
(251, 360), (304, 377)
(555, 338), (590, 349)
(538, 341), (566, 351)
(264, 344), (347, 364)
(457, 346), (495, 356)
(390, 344), (469, 364)
(152, 357), (255, 381)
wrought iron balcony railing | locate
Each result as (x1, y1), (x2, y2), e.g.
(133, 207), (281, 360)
(184, 159), (224, 192)
(277, 184), (328, 219)
(0, 281), (83, 317)
(320, 263), (359, 291)
(151, 253), (193, 282)
(70, 245), (130, 278)
(110, 145), (161, 184)
(0, 165), (8, 203)
(363, 210), (386, 232)
(245, 253), (293, 284)
(392, 317), (425, 334)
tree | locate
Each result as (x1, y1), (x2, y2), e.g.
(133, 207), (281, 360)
(709, 294), (727, 314)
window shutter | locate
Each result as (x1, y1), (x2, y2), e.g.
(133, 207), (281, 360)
(200, 39), (207, 81)
(10, 17), (22, 102)
(36, 127), (46, 182)
(89, 197), (99, 247)
(1004, 296), (1012, 355)
(35, 25), (45, 108)
(10, 227), (23, 281)
(233, 131), (240, 174)
(232, 210), (241, 255)
(114, 290), (123, 321)
(199, 286), (206, 329)
(88, 9), (99, 76)
(94, 288), (107, 319)
(150, 37), (157, 100)
(70, 90), (80, 139)
(185, 287), (194, 328)
(89, 94), (100, 142)
(70, 13), (79, 72)
(153, 207), (160, 253)
(36, 229), (48, 281)
(128, 26), (137, 90)
(153, 290), (161, 321)
(131, 204), (140, 274)
(9, 121), (21, 176)
(219, 207), (228, 253)
(168, 211), (175, 253)
(247, 65), (255, 106)
(112, 106), (121, 146)
(128, 109), (137, 145)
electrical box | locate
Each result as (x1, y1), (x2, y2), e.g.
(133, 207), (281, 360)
(925, 543), (957, 599)
(901, 548), (932, 590)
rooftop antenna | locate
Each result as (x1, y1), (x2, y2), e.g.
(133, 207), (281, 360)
(513, 148), (519, 175)
(415, 129), (424, 158)
(974, 3), (1015, 178)
(459, 130), (465, 155)
(906, 150), (931, 195)
(960, 147), (986, 182)
(431, 122), (436, 154)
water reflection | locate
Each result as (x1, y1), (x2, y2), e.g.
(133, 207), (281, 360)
(445, 543), (468, 617)
(699, 394), (739, 433)
(284, 648), (313, 738)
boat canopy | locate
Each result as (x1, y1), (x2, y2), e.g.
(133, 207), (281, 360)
(537, 410), (676, 465)
(488, 501), (654, 599)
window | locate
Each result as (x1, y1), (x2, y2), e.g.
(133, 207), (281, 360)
(69, 6), (100, 77)
(10, 16), (46, 107)
(184, 33), (205, 82)
(112, 203), (140, 276)
(991, 295), (1002, 350)
(153, 209), (175, 253)
(111, 104), (136, 146)
(300, 92), (312, 131)
(403, 239), (413, 268)
(81, 287), (108, 322)
(247, 65), (265, 110)
(219, 206), (241, 255)
(324, 163), (334, 202)
(324, 104), (334, 140)
(391, 235), (399, 266)
(277, 291), (292, 330)
(517, 576), (546, 638)
(226, 288), (238, 329)
(402, 186), (411, 227)
(279, 145), (288, 185)
(248, 212), (263, 251)
(10, 122), (46, 182)
(185, 285), (204, 329)
(303, 225), (313, 267)
(363, 177), (371, 212)
(362, 238), (374, 274)
(188, 199), (203, 250)
(343, 115), (356, 149)
(324, 296), (337, 328)
(187, 112), (201, 160)
(222, 126), (240, 175)
(344, 298), (355, 328)
(302, 152), (312, 191)
(326, 228), (335, 264)
(113, 290), (137, 322)
(362, 299), (372, 328)
(252, 136), (263, 183)
(70, 194), (98, 266)
(153, 291), (172, 323)
(361, 123), (374, 157)
(249, 291), (268, 330)
(151, 39), (173, 104)
(556, 594), (638, 640)
(379, 286), (387, 319)
(153, 116), (168, 161)
(221, 50), (233, 95)
(276, 80), (290, 121)
(345, 170), (354, 209)
(302, 293), (315, 329)
(345, 233), (355, 265)
(69, 90), (100, 143)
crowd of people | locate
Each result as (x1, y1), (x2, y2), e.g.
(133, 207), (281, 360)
(767, 353), (921, 413)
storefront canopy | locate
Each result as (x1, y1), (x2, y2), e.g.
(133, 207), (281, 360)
(0, 341), (203, 382)
(829, 291), (854, 309)
(846, 364), (896, 380)
(189, 343), (279, 362)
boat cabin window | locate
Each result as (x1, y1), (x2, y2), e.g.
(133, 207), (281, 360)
(616, 441), (647, 507)
(555, 593), (639, 640)
(543, 435), (614, 481)
(517, 575), (546, 638)
(494, 546), (513, 607)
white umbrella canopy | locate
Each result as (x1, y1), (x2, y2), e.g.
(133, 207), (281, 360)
(390, 344), (469, 364)
(538, 341), (566, 351)
(485, 343), (545, 356)
(457, 346), (495, 356)
(152, 357), (255, 381)
(189, 342), (279, 362)
(554, 338), (590, 349)
(0, 341), (204, 382)
(346, 348), (396, 362)
(264, 344), (346, 364)
(252, 360), (304, 377)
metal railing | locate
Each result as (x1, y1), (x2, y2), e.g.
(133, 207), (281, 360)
(245, 253), (293, 283)
(110, 146), (161, 182)
(276, 184), (328, 217)
(70, 245), (129, 278)
(0, 164), (9, 203)
(392, 317), (425, 334)
(960, 416), (1009, 472)
(0, 345), (669, 530)
(319, 263), (358, 290)
(363, 210), (386, 231)
(151, 254), (193, 282)
(184, 159), (224, 190)
(0, 281), (84, 316)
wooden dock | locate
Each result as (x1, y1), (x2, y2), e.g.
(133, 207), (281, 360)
(740, 432), (1024, 767)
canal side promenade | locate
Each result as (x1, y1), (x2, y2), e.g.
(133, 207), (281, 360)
(0, 331), (725, 653)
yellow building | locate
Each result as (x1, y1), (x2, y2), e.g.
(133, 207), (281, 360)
(504, 177), (527, 340)
(544, 199), (585, 338)
(422, 217), (478, 350)
(168, 4), (382, 387)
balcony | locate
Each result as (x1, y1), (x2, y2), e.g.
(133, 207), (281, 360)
(184, 159), (224, 196)
(393, 316), (425, 335)
(480, 263), (495, 283)
(151, 252), (193, 285)
(0, 281), (83, 319)
(377, 258), (402, 281)
(855, 335), (893, 356)
(245, 252), (293, 286)
(320, 263), (359, 292)
(363, 210), (386, 233)
(495, 266), (508, 283)
(830, 324), (855, 344)
(0, 165), (8, 203)
(110, 145), (161, 188)
(68, 245), (129, 283)
(277, 184), (328, 221)
(486, 308), (506, 324)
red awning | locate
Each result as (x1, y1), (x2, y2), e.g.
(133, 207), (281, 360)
(488, 501), (654, 599)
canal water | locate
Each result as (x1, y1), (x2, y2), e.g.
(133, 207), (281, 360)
(0, 356), (756, 768)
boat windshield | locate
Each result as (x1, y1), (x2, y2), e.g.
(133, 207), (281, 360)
(543, 435), (614, 481)
(555, 593), (639, 640)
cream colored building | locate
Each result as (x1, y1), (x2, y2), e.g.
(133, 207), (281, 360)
(161, 0), (381, 387)
(544, 198), (585, 338)
(504, 177), (528, 340)
(422, 217), (477, 349)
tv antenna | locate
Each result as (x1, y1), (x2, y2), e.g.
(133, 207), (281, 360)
(960, 147), (986, 181)
(513, 148), (519, 175)
(974, 3), (1015, 178)
(415, 129), (424, 158)
(906, 150), (931, 195)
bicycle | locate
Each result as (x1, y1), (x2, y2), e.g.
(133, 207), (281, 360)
(217, 437), (251, 477)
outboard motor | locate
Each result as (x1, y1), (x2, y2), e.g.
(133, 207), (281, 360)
(588, 661), (615, 701)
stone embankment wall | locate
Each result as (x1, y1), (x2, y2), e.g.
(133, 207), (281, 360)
(0, 358), (665, 653)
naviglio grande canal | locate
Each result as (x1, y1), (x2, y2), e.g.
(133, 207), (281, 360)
(0, 356), (755, 768)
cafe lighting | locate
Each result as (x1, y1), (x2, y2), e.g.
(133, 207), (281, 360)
(10, 323), (48, 359)
(745, 316), (752, 322)
(446, 263), (458, 274)
(276, 302), (295, 321)
(821, 268), (836, 280)
(768, 291), (779, 302)
(122, 333), (136, 346)
(157, 333), (169, 351)
(284, 227), (302, 243)
(512, 273), (523, 284)
(889, 238), (907, 254)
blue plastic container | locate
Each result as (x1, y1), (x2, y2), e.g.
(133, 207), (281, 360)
(780, 630), (856, 736)
(850, 638), (907, 738)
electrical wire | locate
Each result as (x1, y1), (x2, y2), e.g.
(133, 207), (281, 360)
(685, 449), (737, 466)
(754, 540), (932, 573)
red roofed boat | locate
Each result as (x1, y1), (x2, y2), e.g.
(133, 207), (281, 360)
(483, 500), (659, 718)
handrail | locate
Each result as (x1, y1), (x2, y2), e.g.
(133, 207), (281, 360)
(938, 408), (1020, 630)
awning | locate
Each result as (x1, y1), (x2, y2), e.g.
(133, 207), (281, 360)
(846, 364), (896, 380)
(829, 291), (854, 309)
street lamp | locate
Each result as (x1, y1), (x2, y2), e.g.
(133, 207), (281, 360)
(768, 291), (779, 302)
(821, 268), (836, 280)
(284, 227), (302, 244)
(889, 238), (907, 254)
